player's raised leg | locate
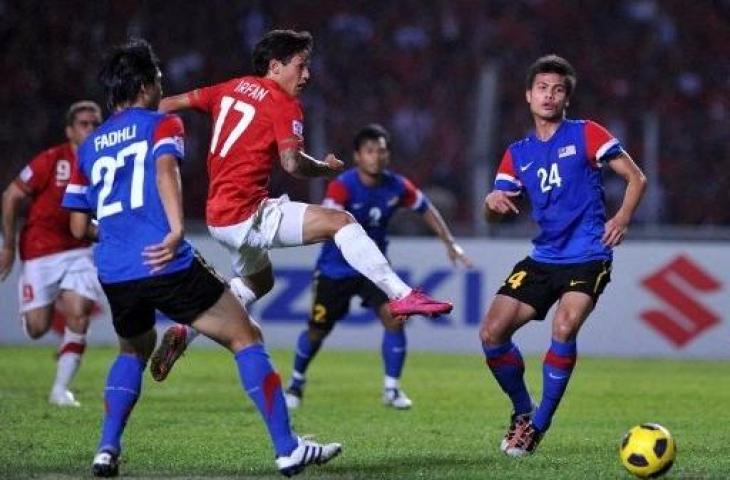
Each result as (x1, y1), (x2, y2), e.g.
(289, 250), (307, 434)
(479, 294), (536, 452)
(192, 289), (342, 476)
(50, 290), (93, 406)
(284, 202), (453, 318)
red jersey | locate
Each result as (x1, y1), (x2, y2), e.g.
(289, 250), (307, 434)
(188, 76), (305, 226)
(15, 142), (90, 260)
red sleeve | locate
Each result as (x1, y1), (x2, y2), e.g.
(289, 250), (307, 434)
(186, 84), (218, 112)
(272, 99), (305, 153)
(399, 177), (426, 211)
(584, 120), (619, 167)
(493, 149), (522, 191)
(497, 149), (517, 177)
(16, 149), (54, 195)
(152, 115), (185, 159)
(323, 179), (348, 209)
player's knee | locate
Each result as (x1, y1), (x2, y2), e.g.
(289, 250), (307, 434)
(330, 210), (355, 231)
(479, 319), (507, 346)
(65, 315), (90, 334)
(552, 315), (581, 341)
(23, 315), (50, 339)
(307, 322), (334, 342)
(24, 323), (47, 340)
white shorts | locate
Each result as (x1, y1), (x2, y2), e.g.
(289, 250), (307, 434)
(18, 248), (103, 313)
(208, 195), (308, 277)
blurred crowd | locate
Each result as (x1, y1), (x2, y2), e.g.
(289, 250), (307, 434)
(2, 0), (728, 230)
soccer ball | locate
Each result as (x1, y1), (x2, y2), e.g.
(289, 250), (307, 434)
(620, 423), (676, 478)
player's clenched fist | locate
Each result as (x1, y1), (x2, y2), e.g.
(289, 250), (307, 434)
(323, 153), (344, 172)
(484, 190), (521, 215)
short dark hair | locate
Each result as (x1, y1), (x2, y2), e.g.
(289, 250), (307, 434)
(98, 38), (160, 109)
(252, 30), (313, 76)
(353, 124), (390, 151)
(65, 100), (102, 126)
(526, 55), (577, 96)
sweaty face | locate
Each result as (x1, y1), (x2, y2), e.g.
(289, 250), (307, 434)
(273, 51), (311, 96)
(526, 72), (569, 121)
(355, 137), (389, 176)
(66, 109), (102, 146)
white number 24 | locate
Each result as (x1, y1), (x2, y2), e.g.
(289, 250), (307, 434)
(91, 140), (147, 219)
(537, 163), (562, 193)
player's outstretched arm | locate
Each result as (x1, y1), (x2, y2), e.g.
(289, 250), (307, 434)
(279, 148), (344, 179)
(158, 93), (193, 113)
(421, 203), (472, 267)
(484, 190), (521, 222)
(143, 153), (184, 273)
(602, 151), (647, 247)
(0, 182), (27, 280)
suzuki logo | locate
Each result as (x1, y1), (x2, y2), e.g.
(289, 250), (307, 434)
(641, 255), (722, 347)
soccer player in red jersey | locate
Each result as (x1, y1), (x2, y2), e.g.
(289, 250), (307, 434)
(1, 101), (104, 407)
(150, 30), (452, 379)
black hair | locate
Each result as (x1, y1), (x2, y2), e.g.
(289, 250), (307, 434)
(353, 123), (390, 151)
(98, 38), (160, 109)
(252, 30), (313, 76)
(526, 54), (577, 96)
(65, 100), (102, 126)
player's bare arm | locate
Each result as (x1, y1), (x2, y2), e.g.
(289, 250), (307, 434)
(158, 93), (192, 113)
(602, 152), (647, 247)
(484, 189), (521, 221)
(279, 147), (344, 179)
(0, 182), (28, 280)
(143, 153), (184, 273)
(69, 212), (98, 242)
(421, 203), (472, 267)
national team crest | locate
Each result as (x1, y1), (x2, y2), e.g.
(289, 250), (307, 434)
(558, 145), (576, 158)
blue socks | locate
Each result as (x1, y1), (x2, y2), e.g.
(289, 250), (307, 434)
(382, 329), (407, 379)
(533, 339), (577, 432)
(290, 330), (323, 390)
(98, 354), (145, 454)
(235, 343), (298, 456)
(483, 342), (533, 416)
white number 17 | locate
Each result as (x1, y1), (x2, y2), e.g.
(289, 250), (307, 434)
(210, 96), (256, 157)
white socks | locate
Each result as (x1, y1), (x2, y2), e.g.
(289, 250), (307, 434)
(333, 223), (411, 299)
(384, 376), (400, 389)
(53, 328), (86, 394)
(230, 277), (258, 308)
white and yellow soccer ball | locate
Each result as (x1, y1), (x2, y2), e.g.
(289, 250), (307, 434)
(620, 423), (676, 478)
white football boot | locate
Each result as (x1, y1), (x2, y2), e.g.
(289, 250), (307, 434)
(49, 388), (81, 407)
(275, 436), (342, 477)
(382, 387), (413, 410)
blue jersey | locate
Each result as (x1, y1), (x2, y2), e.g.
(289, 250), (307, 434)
(316, 169), (429, 278)
(62, 107), (194, 283)
(494, 119), (623, 263)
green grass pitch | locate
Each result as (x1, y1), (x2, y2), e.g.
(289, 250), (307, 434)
(1, 346), (728, 479)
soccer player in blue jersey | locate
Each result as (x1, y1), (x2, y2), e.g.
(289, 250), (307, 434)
(284, 124), (471, 410)
(480, 55), (647, 456)
(62, 39), (341, 478)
